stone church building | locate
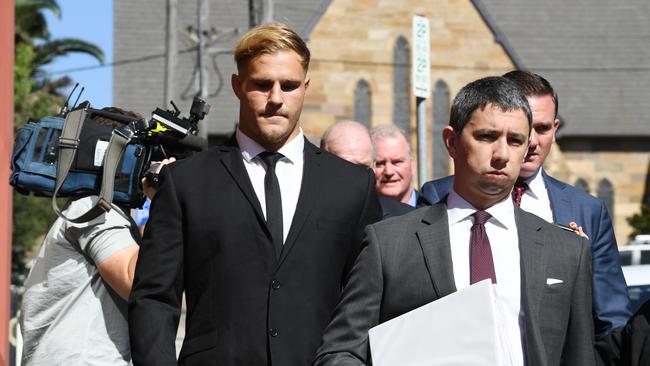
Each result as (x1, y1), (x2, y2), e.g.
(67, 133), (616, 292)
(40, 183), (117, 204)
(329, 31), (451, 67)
(114, 0), (650, 241)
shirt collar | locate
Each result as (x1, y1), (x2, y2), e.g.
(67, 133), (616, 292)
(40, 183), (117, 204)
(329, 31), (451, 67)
(520, 168), (545, 200)
(407, 188), (417, 207)
(447, 189), (517, 230)
(236, 128), (305, 164)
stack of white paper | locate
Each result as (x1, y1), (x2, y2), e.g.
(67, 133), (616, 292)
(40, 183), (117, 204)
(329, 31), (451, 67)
(369, 279), (500, 366)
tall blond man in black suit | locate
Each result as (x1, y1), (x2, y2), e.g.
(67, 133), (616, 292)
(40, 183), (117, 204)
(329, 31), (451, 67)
(129, 23), (382, 366)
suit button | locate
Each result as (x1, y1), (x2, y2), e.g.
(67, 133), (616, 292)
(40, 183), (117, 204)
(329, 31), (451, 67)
(271, 279), (281, 290)
(269, 328), (279, 337)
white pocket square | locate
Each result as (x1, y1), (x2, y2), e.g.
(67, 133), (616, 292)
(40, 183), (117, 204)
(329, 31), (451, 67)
(546, 278), (563, 285)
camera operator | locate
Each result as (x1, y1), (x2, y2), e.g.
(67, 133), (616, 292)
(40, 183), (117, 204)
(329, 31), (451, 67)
(19, 108), (174, 366)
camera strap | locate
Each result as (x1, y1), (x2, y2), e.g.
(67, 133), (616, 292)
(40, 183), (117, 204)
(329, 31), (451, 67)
(53, 108), (132, 223)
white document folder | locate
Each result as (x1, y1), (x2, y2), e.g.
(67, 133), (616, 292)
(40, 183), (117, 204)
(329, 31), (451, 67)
(368, 279), (501, 366)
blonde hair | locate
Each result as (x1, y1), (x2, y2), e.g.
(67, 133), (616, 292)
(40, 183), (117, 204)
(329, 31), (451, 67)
(234, 23), (310, 72)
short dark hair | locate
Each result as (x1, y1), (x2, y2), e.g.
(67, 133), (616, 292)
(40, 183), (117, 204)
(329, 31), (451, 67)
(449, 76), (532, 134)
(93, 107), (143, 129)
(502, 70), (558, 118)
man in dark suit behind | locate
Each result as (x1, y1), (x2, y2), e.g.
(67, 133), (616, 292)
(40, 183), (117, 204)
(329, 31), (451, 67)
(315, 76), (595, 365)
(420, 70), (631, 337)
(128, 23), (382, 366)
(597, 300), (650, 366)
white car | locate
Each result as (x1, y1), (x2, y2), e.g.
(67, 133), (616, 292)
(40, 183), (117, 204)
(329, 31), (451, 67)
(621, 264), (650, 313)
(618, 244), (650, 266)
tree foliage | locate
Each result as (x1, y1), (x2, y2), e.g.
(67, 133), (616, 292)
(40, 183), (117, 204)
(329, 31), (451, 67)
(12, 1), (104, 285)
(627, 203), (650, 240)
(15, 0), (61, 44)
(15, 0), (104, 95)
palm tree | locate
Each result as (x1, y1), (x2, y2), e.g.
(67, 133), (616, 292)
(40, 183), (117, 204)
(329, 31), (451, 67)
(12, 0), (107, 285)
(15, 0), (105, 95)
(14, 0), (60, 44)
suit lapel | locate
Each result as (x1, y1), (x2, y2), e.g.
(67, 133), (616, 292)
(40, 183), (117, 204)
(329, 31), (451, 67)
(218, 137), (268, 236)
(416, 203), (457, 298)
(516, 206), (548, 350)
(542, 170), (572, 224)
(277, 139), (321, 266)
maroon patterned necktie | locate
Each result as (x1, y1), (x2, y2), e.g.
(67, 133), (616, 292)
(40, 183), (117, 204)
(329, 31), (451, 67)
(512, 181), (528, 207)
(470, 211), (497, 284)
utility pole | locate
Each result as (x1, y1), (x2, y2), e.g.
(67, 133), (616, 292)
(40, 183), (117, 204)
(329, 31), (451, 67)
(177, 0), (241, 142)
(249, 0), (260, 28)
(196, 0), (209, 139)
(185, 1), (237, 105)
(263, 0), (274, 23)
(249, 0), (273, 27)
(164, 0), (178, 109)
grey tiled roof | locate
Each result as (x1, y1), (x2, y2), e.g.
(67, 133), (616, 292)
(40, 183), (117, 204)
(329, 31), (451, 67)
(274, 0), (332, 40)
(115, 1), (648, 138)
(474, 0), (650, 137)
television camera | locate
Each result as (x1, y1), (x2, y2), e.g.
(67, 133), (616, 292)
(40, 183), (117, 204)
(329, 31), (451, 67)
(10, 90), (210, 222)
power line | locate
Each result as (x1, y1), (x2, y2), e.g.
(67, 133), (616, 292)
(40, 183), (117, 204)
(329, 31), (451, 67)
(44, 47), (198, 76)
(44, 48), (650, 77)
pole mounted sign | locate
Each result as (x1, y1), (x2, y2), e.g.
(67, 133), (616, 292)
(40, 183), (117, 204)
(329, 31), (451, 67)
(412, 14), (430, 185)
(412, 15), (431, 99)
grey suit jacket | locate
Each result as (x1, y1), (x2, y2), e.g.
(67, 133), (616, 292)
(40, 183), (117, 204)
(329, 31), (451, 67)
(314, 203), (596, 366)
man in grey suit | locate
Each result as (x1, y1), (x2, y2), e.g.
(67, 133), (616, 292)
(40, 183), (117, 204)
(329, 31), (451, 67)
(420, 71), (631, 337)
(314, 76), (595, 366)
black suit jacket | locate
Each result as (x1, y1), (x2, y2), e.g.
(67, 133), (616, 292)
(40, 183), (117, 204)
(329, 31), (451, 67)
(378, 196), (413, 219)
(315, 203), (596, 366)
(596, 299), (650, 366)
(618, 300), (650, 366)
(129, 138), (382, 365)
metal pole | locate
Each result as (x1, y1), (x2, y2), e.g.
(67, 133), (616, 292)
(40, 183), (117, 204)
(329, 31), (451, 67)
(412, 15), (430, 187)
(164, 0), (177, 108)
(0, 0), (14, 363)
(197, 0), (209, 139)
(416, 96), (428, 186)
(263, 0), (274, 23)
(249, 0), (259, 27)
(197, 0), (208, 100)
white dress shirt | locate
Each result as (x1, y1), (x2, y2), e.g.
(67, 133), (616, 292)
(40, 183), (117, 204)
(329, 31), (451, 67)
(518, 169), (554, 223)
(407, 188), (417, 207)
(447, 190), (524, 366)
(236, 128), (304, 244)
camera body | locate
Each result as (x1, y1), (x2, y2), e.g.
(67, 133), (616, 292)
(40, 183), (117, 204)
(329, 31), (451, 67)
(10, 97), (210, 209)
